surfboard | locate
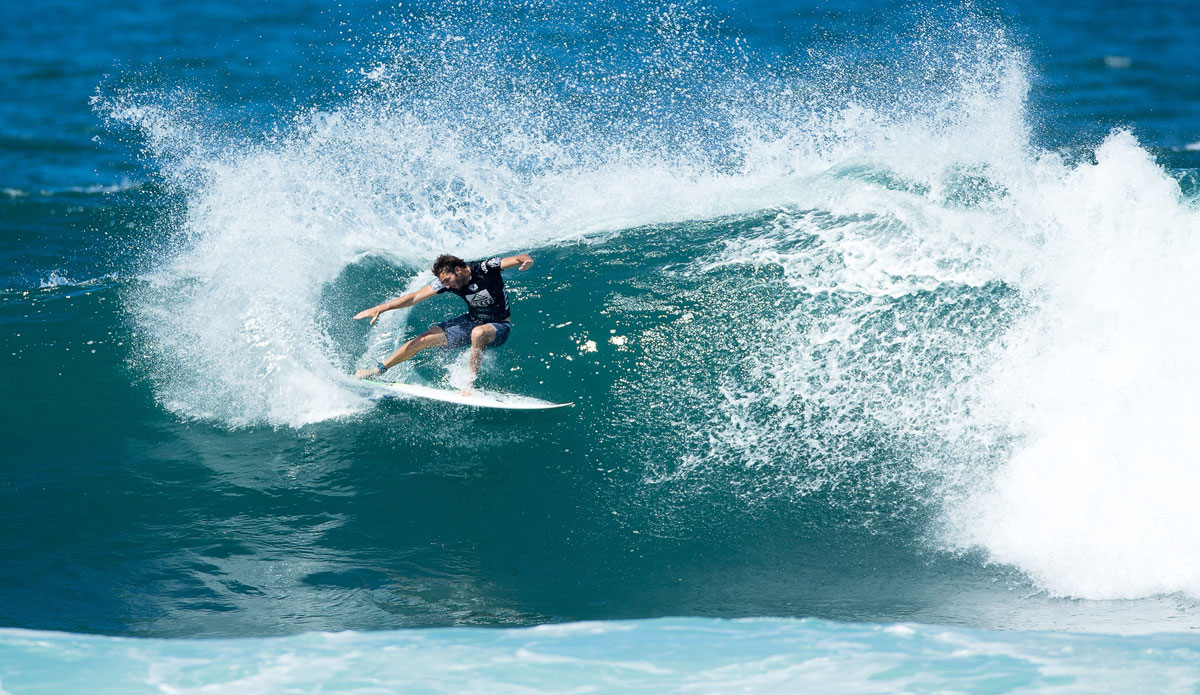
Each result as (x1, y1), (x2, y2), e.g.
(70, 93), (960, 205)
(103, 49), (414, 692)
(362, 379), (573, 410)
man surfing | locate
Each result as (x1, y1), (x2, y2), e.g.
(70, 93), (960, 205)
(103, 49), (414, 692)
(353, 253), (534, 393)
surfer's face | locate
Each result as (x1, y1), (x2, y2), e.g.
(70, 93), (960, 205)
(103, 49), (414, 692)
(438, 266), (470, 290)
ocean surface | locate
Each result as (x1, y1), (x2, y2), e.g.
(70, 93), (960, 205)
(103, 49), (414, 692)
(3, 0), (1200, 691)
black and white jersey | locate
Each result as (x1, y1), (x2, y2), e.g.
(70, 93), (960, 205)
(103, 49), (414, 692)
(429, 257), (511, 323)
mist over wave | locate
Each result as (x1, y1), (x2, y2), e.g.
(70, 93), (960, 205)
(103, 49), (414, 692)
(95, 1), (1200, 604)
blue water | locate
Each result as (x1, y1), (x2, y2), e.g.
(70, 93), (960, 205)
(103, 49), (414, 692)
(4, 0), (1200, 691)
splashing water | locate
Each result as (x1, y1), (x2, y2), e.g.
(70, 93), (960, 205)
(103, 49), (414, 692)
(944, 131), (1200, 599)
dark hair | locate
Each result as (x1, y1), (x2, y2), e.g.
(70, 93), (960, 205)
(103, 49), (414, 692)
(431, 254), (467, 276)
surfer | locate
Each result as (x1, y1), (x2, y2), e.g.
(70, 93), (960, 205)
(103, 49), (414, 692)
(353, 253), (534, 392)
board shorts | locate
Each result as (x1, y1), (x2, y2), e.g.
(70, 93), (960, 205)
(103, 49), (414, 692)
(437, 313), (511, 350)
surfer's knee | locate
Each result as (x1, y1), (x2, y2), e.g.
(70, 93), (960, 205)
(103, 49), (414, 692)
(417, 329), (447, 349)
(470, 324), (495, 347)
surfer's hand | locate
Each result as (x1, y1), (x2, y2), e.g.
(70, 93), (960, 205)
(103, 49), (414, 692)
(518, 258), (533, 271)
(354, 307), (383, 325)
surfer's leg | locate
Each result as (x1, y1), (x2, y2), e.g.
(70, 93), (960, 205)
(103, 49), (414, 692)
(355, 326), (447, 378)
(464, 324), (497, 392)
(388, 325), (447, 364)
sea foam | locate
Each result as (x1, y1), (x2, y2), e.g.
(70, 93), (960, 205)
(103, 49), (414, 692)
(2, 618), (1199, 694)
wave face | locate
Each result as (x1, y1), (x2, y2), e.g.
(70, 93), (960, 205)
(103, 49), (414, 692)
(6, 0), (1200, 657)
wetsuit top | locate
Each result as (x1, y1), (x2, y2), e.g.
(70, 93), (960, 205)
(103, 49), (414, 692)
(429, 257), (511, 323)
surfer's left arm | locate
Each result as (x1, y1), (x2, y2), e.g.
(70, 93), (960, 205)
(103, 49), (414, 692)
(500, 253), (534, 271)
(353, 284), (438, 325)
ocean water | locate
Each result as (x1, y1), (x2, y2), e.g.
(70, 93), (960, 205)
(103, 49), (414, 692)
(3, 0), (1200, 691)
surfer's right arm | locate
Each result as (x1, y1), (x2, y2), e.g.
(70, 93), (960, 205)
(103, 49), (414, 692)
(354, 284), (438, 325)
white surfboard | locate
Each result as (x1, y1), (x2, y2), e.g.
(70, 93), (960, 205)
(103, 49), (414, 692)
(362, 379), (573, 410)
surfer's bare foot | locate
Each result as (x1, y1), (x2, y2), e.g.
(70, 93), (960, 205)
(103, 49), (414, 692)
(459, 388), (472, 397)
(355, 367), (379, 379)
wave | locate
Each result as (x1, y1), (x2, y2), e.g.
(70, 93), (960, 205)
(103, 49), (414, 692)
(0, 273), (124, 297)
(94, 2), (1200, 603)
(97, 3), (1025, 428)
(0, 179), (141, 200)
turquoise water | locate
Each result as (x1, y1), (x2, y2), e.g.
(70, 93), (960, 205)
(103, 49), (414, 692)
(4, 618), (1200, 694)
(4, 0), (1200, 690)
